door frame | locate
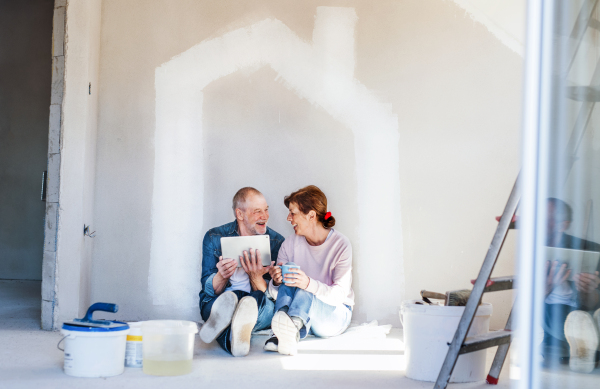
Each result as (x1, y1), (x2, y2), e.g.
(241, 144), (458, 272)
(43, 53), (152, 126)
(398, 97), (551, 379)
(41, 0), (66, 330)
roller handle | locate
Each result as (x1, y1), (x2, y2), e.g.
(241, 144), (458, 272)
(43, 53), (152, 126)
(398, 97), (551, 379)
(81, 302), (118, 322)
(420, 290), (447, 300)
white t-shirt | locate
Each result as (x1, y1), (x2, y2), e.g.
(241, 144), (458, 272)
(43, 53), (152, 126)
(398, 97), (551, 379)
(545, 282), (577, 307)
(226, 267), (251, 293)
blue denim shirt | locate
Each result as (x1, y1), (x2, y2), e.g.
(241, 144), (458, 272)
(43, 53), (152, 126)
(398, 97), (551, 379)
(199, 220), (284, 298)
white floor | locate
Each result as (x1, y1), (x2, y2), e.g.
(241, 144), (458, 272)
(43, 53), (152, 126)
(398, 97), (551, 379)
(6, 280), (598, 389)
(0, 280), (516, 389)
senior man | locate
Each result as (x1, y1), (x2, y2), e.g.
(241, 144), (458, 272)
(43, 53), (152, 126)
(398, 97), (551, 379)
(542, 198), (600, 372)
(198, 187), (284, 357)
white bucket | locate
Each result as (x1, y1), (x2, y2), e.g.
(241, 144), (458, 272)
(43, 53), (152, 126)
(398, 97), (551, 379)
(60, 327), (130, 377)
(142, 320), (198, 376)
(400, 300), (493, 383)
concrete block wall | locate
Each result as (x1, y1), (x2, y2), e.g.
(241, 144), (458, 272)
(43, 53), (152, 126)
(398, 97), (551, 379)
(42, 1), (66, 330)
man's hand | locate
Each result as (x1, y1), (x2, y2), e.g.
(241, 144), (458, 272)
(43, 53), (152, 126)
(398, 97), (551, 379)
(574, 271), (600, 294)
(284, 268), (310, 290)
(212, 257), (237, 295)
(217, 257), (237, 279)
(269, 262), (283, 286)
(240, 249), (270, 292)
(545, 260), (571, 296)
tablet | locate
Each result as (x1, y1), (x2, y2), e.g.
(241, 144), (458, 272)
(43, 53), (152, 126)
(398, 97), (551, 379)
(221, 235), (272, 268)
(544, 246), (600, 280)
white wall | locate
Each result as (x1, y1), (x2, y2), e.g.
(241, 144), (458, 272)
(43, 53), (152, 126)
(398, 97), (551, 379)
(53, 0), (102, 325)
(82, 0), (523, 328)
(452, 0), (525, 56)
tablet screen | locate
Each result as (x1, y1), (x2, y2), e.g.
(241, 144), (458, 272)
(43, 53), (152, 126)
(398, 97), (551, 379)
(545, 246), (600, 280)
(221, 235), (272, 267)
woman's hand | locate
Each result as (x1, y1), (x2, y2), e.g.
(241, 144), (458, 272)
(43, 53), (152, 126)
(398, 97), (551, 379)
(269, 262), (283, 286)
(284, 268), (310, 290)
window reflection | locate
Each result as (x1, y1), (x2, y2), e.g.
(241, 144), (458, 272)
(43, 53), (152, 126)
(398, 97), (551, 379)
(541, 198), (600, 373)
(536, 1), (600, 385)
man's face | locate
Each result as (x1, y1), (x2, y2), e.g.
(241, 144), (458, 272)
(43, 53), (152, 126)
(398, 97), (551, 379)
(546, 202), (570, 237)
(238, 193), (269, 236)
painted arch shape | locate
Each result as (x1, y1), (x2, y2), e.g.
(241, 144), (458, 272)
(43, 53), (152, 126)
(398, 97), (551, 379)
(150, 7), (404, 322)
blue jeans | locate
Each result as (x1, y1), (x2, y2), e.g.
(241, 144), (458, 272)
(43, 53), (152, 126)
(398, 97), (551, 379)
(274, 284), (352, 339)
(199, 290), (275, 354)
(542, 303), (575, 359)
(543, 303), (574, 342)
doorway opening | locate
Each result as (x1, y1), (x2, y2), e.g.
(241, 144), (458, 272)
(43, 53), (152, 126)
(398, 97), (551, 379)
(0, 0), (56, 330)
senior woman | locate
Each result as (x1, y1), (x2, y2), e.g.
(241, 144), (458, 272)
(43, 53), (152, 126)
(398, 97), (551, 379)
(265, 185), (354, 356)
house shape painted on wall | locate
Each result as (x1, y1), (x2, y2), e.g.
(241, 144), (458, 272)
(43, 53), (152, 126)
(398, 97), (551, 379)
(150, 7), (404, 322)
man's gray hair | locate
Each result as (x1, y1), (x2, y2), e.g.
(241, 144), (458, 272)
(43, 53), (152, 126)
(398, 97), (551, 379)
(232, 187), (262, 215)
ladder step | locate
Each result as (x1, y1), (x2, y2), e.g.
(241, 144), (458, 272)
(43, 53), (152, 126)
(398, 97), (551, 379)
(470, 276), (514, 292)
(459, 330), (512, 354)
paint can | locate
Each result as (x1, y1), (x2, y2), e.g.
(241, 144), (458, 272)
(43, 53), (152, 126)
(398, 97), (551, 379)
(59, 303), (130, 378)
(125, 322), (144, 368)
(400, 300), (492, 383)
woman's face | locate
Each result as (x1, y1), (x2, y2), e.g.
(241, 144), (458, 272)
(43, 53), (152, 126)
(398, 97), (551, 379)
(287, 202), (311, 236)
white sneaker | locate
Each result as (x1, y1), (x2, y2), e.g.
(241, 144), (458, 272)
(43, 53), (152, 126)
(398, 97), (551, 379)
(564, 310), (599, 373)
(230, 296), (259, 357)
(271, 311), (299, 356)
(263, 334), (278, 352)
(199, 291), (238, 344)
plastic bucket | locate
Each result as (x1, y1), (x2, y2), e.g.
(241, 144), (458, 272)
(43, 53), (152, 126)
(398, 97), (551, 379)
(60, 327), (129, 377)
(141, 320), (198, 376)
(400, 300), (493, 383)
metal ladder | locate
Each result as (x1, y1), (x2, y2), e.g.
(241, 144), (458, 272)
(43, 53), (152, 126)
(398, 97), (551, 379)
(434, 2), (600, 387)
(432, 178), (519, 389)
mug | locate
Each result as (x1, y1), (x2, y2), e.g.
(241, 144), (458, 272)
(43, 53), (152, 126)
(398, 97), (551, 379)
(281, 262), (300, 284)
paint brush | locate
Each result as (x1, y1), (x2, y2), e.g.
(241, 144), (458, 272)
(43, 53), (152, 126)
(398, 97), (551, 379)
(420, 289), (472, 307)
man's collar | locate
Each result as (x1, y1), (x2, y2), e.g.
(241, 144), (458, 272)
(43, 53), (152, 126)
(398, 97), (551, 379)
(554, 232), (569, 248)
(228, 220), (239, 236)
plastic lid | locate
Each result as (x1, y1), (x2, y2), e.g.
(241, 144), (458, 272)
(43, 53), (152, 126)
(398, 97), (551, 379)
(62, 320), (130, 332)
(142, 320), (198, 335)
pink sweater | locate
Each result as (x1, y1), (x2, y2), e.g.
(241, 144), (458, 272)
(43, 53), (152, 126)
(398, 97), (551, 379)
(268, 229), (355, 307)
